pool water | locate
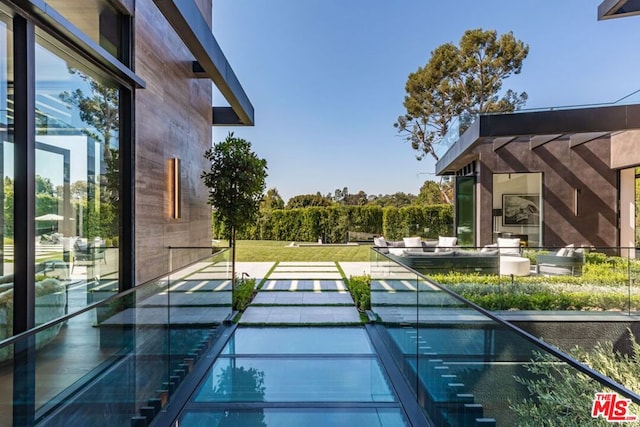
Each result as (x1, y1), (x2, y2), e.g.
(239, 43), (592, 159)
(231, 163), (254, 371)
(177, 327), (410, 426)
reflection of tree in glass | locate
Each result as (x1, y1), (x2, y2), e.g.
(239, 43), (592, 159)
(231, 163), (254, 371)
(213, 365), (266, 427)
(59, 70), (120, 239)
(59, 69), (119, 156)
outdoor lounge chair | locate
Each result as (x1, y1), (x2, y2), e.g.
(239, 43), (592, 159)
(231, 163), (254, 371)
(536, 246), (585, 276)
(72, 239), (106, 272)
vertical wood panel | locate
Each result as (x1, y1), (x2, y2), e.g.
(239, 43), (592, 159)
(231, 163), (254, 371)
(134, 0), (213, 283)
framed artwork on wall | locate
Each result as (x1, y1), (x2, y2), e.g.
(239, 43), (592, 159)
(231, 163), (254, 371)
(503, 194), (540, 225)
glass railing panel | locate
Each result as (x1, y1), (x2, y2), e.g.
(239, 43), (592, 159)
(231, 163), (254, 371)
(167, 247), (232, 372)
(370, 247), (640, 425)
(385, 245), (637, 316)
(0, 346), (13, 427)
(0, 248), (231, 426)
(30, 301), (137, 425)
(433, 113), (477, 159)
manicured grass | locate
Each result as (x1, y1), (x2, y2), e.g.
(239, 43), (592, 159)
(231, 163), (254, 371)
(231, 240), (372, 262)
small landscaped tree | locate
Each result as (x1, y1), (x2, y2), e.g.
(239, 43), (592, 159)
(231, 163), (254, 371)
(202, 133), (267, 287)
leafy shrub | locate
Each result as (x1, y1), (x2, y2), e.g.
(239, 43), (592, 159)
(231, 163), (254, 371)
(347, 274), (371, 311)
(510, 330), (640, 426)
(437, 272), (640, 311)
(233, 276), (256, 311)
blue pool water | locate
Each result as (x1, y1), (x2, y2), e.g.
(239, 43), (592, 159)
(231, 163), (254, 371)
(221, 327), (375, 354)
(176, 327), (410, 426)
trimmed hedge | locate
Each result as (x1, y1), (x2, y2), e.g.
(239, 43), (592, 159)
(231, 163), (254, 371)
(212, 204), (453, 243)
(382, 205), (453, 240)
(347, 275), (371, 311)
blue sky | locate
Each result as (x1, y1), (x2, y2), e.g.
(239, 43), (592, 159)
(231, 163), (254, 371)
(212, 1), (640, 202)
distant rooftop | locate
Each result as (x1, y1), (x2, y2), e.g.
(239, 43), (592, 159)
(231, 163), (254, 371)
(435, 102), (640, 175)
(434, 88), (640, 175)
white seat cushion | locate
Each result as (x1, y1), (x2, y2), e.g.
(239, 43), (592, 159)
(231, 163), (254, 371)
(388, 248), (405, 256)
(435, 236), (457, 252)
(556, 243), (575, 257)
(374, 236), (387, 247)
(497, 237), (521, 255)
(403, 236), (422, 248)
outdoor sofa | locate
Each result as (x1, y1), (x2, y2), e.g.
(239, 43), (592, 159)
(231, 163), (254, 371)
(375, 236), (500, 275)
(375, 236), (540, 276)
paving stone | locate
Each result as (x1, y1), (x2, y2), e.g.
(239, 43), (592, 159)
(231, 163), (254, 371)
(268, 272), (343, 280)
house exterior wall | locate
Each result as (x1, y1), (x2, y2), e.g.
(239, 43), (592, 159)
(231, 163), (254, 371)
(474, 136), (618, 248)
(611, 130), (640, 169)
(134, 0), (214, 284)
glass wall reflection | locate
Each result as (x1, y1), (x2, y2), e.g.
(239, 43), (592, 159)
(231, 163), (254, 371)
(34, 34), (121, 322)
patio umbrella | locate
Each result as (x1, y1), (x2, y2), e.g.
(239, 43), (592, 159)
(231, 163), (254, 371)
(35, 214), (64, 221)
(36, 213), (64, 233)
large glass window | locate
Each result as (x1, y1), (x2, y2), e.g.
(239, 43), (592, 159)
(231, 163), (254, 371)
(0, 12), (12, 338)
(455, 176), (475, 247)
(35, 34), (121, 320)
(492, 173), (542, 248)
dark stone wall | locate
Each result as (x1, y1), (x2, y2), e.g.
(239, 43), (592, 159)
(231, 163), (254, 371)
(513, 320), (640, 356)
(474, 137), (617, 248)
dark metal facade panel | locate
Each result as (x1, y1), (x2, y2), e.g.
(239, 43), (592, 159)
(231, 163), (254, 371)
(13, 16), (37, 424)
(153, 0), (255, 126)
(111, 0), (134, 15)
(120, 88), (135, 291)
(212, 106), (245, 126)
(481, 105), (640, 137)
(436, 104), (640, 174)
(570, 132), (610, 147)
(530, 134), (563, 149)
(9, 0), (145, 88)
(598, 0), (640, 19)
(476, 136), (618, 249)
(492, 136), (517, 151)
(12, 14), (36, 334)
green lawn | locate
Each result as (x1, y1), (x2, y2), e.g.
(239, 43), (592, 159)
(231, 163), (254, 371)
(226, 240), (372, 262)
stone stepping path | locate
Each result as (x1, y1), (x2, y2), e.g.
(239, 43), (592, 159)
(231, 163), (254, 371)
(239, 262), (360, 325)
(260, 279), (347, 292)
(240, 306), (360, 324)
(252, 291), (353, 305)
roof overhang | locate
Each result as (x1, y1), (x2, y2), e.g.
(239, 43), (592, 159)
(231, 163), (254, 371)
(598, 0), (640, 19)
(435, 104), (640, 175)
(153, 0), (254, 126)
(11, 0), (145, 89)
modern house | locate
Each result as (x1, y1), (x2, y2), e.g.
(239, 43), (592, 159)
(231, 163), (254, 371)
(435, 102), (640, 253)
(1, 1), (639, 426)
